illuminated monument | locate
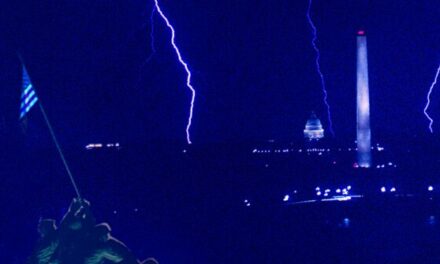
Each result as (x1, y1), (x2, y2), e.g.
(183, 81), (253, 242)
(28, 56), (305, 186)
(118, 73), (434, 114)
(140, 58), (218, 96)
(304, 112), (324, 140)
(356, 30), (371, 168)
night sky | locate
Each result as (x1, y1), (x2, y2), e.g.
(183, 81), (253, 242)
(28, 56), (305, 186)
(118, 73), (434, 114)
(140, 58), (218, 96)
(1, 2), (440, 263)
(1, 0), (439, 146)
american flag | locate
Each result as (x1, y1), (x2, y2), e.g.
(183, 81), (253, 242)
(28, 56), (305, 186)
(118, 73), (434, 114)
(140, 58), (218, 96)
(19, 65), (38, 119)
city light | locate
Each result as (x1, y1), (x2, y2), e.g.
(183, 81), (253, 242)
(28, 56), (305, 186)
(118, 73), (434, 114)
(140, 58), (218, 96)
(85, 142), (120, 150)
(342, 218), (350, 228)
(428, 186), (434, 192)
(321, 196), (353, 202)
(85, 143), (102, 149)
(380, 187), (386, 193)
(390, 187), (396, 193)
(283, 195), (290, 202)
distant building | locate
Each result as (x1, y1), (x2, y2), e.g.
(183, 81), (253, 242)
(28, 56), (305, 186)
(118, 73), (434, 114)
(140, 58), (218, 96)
(304, 112), (324, 141)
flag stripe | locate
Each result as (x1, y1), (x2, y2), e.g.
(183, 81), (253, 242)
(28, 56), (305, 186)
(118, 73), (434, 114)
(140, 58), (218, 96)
(24, 97), (38, 113)
(22, 84), (33, 98)
(21, 89), (36, 105)
(20, 93), (37, 110)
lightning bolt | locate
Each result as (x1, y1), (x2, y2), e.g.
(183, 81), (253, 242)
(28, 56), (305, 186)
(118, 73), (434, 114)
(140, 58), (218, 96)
(154, 0), (196, 144)
(145, 6), (157, 63)
(306, 0), (335, 137)
(134, 6), (157, 89)
(423, 64), (440, 133)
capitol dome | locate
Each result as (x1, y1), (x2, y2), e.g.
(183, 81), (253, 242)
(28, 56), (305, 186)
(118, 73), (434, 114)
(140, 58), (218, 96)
(304, 112), (324, 140)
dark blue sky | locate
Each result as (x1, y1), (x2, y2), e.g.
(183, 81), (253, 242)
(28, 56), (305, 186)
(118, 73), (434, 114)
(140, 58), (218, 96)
(1, 0), (439, 146)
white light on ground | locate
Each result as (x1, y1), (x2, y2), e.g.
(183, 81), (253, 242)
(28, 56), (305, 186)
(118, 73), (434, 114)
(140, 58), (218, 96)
(381, 187), (386, 193)
(343, 218), (350, 228)
(283, 195), (290, 202)
(428, 186), (434, 191)
(390, 187), (396, 192)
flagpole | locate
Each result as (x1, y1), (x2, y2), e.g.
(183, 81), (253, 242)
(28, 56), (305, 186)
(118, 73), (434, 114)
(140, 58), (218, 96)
(38, 101), (82, 200)
(17, 53), (82, 199)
